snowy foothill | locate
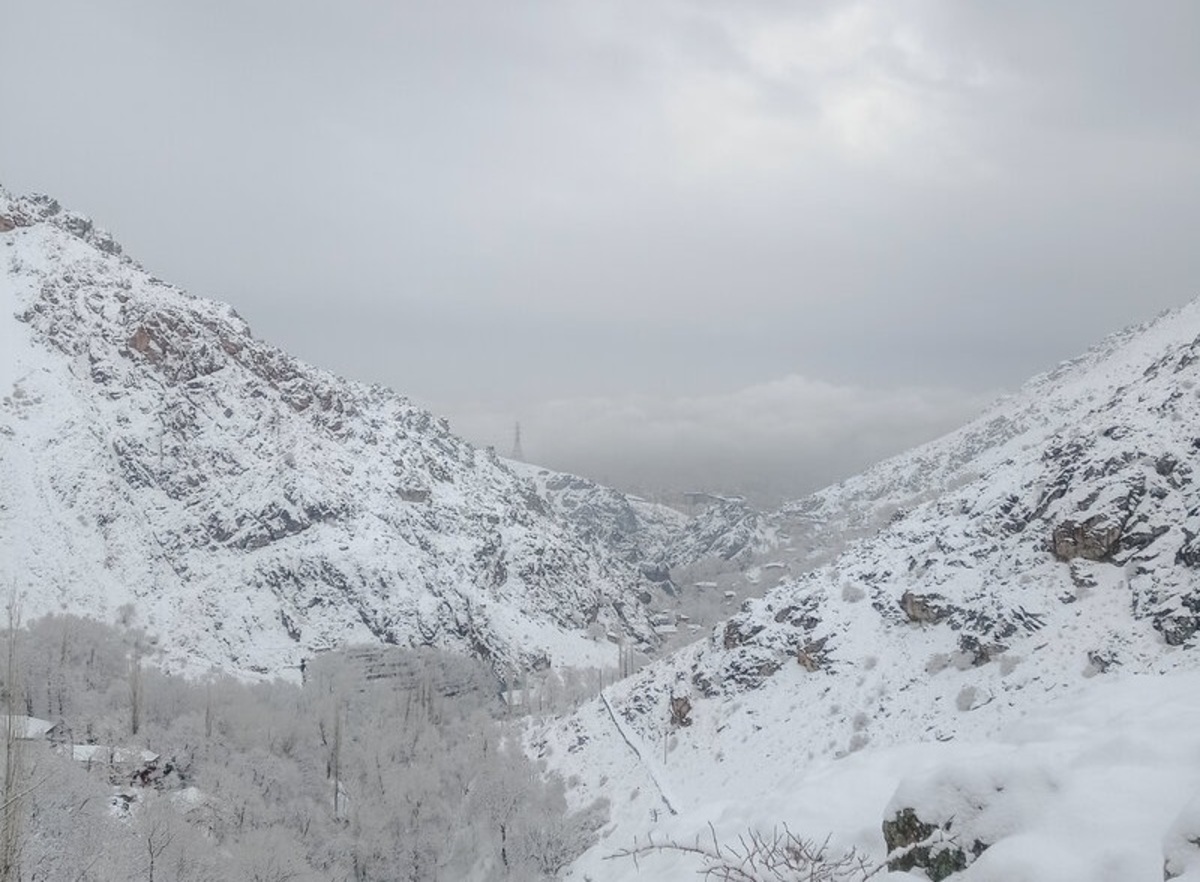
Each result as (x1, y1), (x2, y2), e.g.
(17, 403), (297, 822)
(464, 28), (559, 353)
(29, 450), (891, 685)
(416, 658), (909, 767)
(545, 669), (1200, 881)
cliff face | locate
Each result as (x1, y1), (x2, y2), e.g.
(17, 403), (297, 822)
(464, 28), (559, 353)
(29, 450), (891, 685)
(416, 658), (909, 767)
(0, 189), (668, 676)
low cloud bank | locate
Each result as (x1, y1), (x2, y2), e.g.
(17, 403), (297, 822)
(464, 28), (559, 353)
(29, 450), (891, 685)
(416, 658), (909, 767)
(445, 375), (992, 507)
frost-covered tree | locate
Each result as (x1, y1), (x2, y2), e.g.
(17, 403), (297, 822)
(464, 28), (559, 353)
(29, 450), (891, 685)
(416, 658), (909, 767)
(0, 616), (610, 880)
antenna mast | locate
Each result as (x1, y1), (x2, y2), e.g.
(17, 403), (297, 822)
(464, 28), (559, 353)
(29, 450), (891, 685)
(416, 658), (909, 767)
(511, 421), (525, 461)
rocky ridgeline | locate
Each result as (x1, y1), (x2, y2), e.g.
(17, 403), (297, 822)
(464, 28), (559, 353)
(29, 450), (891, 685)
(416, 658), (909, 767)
(692, 298), (1200, 700)
(0, 187), (744, 677)
(519, 471), (781, 583)
(508, 465), (688, 590)
(538, 296), (1200, 879)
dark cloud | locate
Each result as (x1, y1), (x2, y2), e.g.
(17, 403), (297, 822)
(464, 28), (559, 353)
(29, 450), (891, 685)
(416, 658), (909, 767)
(2, 1), (1196, 498)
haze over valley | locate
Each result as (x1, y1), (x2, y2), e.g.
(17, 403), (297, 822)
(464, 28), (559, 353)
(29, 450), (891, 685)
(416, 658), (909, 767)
(1, 2), (1199, 880)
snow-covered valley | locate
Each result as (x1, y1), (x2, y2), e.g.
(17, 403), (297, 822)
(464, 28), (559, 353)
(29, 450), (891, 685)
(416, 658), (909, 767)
(3, 186), (1200, 880)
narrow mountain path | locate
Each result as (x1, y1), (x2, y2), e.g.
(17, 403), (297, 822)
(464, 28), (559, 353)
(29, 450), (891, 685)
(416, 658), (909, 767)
(599, 688), (679, 816)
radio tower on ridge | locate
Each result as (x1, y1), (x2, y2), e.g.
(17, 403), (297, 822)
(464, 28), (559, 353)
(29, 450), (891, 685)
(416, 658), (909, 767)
(511, 421), (525, 461)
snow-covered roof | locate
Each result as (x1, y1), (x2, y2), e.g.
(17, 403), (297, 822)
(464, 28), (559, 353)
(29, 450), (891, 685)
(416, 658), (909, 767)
(0, 715), (55, 740)
(72, 745), (159, 765)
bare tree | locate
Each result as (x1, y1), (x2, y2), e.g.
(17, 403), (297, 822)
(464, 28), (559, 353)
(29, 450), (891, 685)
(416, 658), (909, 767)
(521, 797), (609, 878)
(0, 600), (24, 882)
(143, 815), (173, 882)
(608, 824), (883, 882)
(129, 639), (143, 736)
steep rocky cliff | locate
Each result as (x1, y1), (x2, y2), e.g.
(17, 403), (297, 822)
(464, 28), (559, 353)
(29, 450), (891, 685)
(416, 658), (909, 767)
(0, 188), (673, 676)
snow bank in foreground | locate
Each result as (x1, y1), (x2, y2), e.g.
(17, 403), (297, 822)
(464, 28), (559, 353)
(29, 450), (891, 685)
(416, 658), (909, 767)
(567, 669), (1200, 881)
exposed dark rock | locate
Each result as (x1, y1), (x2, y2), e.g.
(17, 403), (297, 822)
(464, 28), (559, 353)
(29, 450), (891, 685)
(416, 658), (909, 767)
(797, 636), (830, 672)
(1157, 614), (1200, 647)
(1052, 518), (1121, 561)
(691, 669), (719, 698)
(1085, 649), (1119, 673)
(669, 696), (692, 727)
(397, 486), (430, 503)
(883, 808), (987, 881)
(721, 647), (781, 690)
(722, 619), (764, 649)
(1176, 528), (1200, 568)
(958, 633), (1007, 666)
(1119, 524), (1170, 557)
(900, 591), (948, 625)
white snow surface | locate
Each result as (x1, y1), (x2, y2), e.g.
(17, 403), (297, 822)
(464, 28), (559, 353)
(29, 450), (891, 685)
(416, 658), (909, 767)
(0, 188), (692, 677)
(541, 670), (1200, 881)
(536, 297), (1200, 879)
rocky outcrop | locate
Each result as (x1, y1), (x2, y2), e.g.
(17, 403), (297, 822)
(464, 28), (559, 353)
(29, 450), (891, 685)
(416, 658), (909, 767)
(1052, 517), (1121, 561)
(795, 636), (830, 671)
(880, 757), (1061, 881)
(668, 695), (692, 727)
(882, 808), (980, 881)
(900, 590), (949, 624)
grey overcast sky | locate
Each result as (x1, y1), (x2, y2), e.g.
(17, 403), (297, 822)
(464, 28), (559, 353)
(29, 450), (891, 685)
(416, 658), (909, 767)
(3, 1), (1198, 503)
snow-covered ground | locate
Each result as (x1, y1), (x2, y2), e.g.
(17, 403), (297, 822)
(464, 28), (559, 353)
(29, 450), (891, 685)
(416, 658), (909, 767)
(552, 668), (1200, 881)
(0, 266), (27, 392)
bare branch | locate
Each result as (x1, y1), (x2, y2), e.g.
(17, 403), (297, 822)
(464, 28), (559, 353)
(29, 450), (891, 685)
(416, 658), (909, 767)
(607, 824), (884, 882)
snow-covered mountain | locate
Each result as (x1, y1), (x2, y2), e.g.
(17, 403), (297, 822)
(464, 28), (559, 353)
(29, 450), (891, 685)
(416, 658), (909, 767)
(539, 298), (1200, 879)
(0, 188), (694, 677)
(505, 462), (687, 585)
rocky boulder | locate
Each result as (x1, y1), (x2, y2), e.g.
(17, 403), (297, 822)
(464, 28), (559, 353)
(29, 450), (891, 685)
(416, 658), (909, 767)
(882, 808), (977, 881)
(1051, 517), (1121, 562)
(883, 757), (1058, 880)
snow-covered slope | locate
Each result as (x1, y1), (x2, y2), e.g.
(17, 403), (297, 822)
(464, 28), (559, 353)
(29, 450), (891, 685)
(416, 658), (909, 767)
(539, 298), (1200, 879)
(505, 462), (687, 583)
(0, 188), (671, 677)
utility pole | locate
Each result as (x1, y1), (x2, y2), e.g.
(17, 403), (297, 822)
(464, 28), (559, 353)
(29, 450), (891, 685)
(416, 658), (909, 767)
(511, 422), (525, 461)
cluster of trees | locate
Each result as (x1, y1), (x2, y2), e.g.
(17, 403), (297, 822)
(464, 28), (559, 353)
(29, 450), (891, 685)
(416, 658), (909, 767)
(0, 613), (608, 881)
